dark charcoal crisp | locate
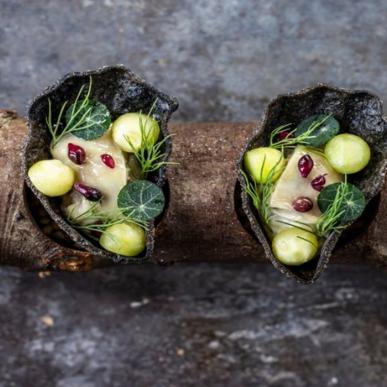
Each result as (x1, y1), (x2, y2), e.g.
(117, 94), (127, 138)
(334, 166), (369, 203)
(237, 84), (387, 284)
(23, 65), (178, 264)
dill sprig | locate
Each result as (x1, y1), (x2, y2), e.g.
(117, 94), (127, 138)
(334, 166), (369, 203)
(67, 202), (148, 240)
(275, 177), (350, 238)
(270, 114), (332, 149)
(315, 176), (348, 237)
(240, 155), (282, 226)
(125, 99), (177, 178)
(241, 170), (262, 212)
(296, 235), (318, 249)
(276, 219), (313, 233)
(269, 124), (292, 146)
(47, 77), (94, 149)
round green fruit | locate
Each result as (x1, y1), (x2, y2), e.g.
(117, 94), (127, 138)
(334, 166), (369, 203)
(28, 159), (75, 197)
(272, 228), (318, 266)
(325, 133), (370, 174)
(244, 147), (285, 184)
(99, 222), (146, 256)
(112, 113), (160, 153)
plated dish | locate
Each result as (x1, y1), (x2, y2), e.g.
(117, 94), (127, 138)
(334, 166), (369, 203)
(238, 85), (387, 282)
(24, 66), (178, 262)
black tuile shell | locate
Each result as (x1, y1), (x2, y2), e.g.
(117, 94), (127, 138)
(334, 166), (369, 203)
(24, 65), (178, 264)
(237, 84), (387, 284)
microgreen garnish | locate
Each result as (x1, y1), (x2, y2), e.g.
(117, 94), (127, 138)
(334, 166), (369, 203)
(270, 114), (333, 149)
(276, 219), (313, 233)
(295, 114), (339, 147)
(117, 180), (165, 222)
(67, 178), (165, 246)
(269, 124), (293, 147)
(297, 235), (318, 248)
(315, 184), (347, 237)
(316, 177), (366, 237)
(67, 201), (148, 240)
(241, 170), (263, 217)
(125, 99), (177, 178)
(47, 77), (111, 149)
(241, 155), (283, 226)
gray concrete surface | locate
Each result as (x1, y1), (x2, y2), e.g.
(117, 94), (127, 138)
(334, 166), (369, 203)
(1, 264), (387, 387)
(0, 0), (387, 386)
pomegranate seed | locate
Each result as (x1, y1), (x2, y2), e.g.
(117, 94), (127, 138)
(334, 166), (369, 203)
(292, 197), (313, 212)
(74, 182), (102, 201)
(101, 154), (115, 169)
(278, 130), (291, 140)
(298, 154), (314, 178)
(68, 143), (86, 165)
(311, 174), (327, 191)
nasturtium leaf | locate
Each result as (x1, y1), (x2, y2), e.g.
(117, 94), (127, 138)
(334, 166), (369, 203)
(66, 101), (111, 141)
(295, 114), (340, 147)
(317, 182), (365, 224)
(118, 180), (165, 222)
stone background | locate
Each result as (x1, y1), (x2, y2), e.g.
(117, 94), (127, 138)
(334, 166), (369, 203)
(0, 0), (387, 386)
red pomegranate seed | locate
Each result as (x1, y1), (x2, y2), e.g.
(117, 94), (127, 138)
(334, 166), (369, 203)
(101, 154), (115, 169)
(298, 154), (314, 178)
(74, 182), (102, 201)
(278, 130), (291, 140)
(68, 143), (86, 165)
(311, 174), (327, 192)
(292, 197), (313, 212)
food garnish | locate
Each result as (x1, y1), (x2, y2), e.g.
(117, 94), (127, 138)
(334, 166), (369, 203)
(47, 78), (111, 149)
(316, 179), (366, 236)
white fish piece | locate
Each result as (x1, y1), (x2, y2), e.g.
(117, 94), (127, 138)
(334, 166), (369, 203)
(51, 130), (128, 222)
(269, 145), (342, 233)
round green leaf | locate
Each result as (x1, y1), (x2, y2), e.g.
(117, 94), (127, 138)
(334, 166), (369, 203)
(66, 101), (111, 140)
(317, 182), (365, 224)
(118, 180), (165, 222)
(295, 114), (339, 147)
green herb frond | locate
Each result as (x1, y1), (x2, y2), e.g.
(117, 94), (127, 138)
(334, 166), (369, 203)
(47, 76), (94, 148)
(269, 124), (292, 146)
(125, 98), (177, 177)
(315, 176), (348, 237)
(296, 235), (318, 248)
(270, 114), (332, 149)
(67, 201), (148, 240)
(241, 169), (261, 210)
(240, 155), (282, 226)
(260, 159), (279, 224)
(276, 219), (313, 233)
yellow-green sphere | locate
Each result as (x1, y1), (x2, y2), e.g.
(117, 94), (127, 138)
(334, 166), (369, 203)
(100, 222), (146, 256)
(272, 228), (318, 266)
(28, 159), (75, 197)
(325, 133), (370, 174)
(244, 147), (285, 184)
(112, 113), (160, 153)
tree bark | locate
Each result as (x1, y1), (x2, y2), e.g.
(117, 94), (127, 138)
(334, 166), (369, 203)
(1, 110), (386, 271)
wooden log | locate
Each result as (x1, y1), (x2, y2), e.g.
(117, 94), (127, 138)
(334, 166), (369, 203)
(0, 110), (386, 271)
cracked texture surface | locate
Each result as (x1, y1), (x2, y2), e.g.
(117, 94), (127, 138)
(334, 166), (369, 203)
(0, 265), (387, 387)
(0, 0), (387, 385)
